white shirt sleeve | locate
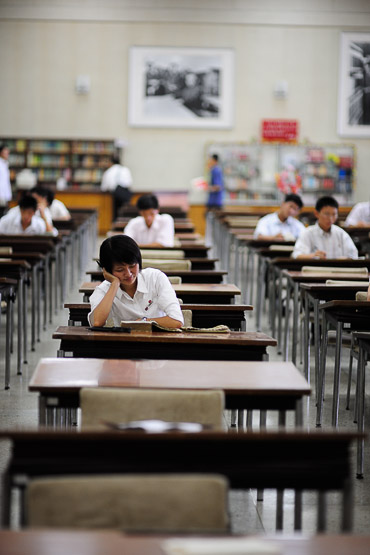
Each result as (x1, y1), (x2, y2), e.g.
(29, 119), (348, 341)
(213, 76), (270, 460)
(253, 215), (271, 238)
(341, 228), (358, 259)
(291, 228), (313, 258)
(153, 270), (184, 322)
(155, 214), (175, 247)
(123, 218), (139, 242)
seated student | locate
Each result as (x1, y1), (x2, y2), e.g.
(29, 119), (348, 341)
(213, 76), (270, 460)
(123, 194), (175, 247)
(253, 193), (305, 241)
(292, 195), (358, 259)
(45, 188), (71, 220)
(0, 195), (46, 234)
(29, 186), (58, 235)
(88, 235), (184, 328)
(344, 201), (370, 227)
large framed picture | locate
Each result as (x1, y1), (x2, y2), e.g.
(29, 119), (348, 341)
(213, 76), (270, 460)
(128, 46), (234, 129)
(338, 32), (370, 137)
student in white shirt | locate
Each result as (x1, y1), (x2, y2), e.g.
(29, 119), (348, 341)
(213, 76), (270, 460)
(29, 186), (58, 236)
(0, 143), (12, 217)
(0, 195), (46, 234)
(124, 194), (175, 247)
(292, 196), (358, 259)
(88, 235), (184, 328)
(101, 155), (132, 219)
(45, 188), (71, 220)
(253, 193), (305, 241)
(344, 201), (370, 227)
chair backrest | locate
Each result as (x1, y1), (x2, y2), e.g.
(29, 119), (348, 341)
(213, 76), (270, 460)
(26, 474), (229, 532)
(0, 247), (13, 254)
(302, 266), (368, 274)
(141, 249), (185, 259)
(356, 291), (368, 301)
(80, 387), (225, 430)
(167, 276), (182, 284)
(268, 245), (294, 252)
(142, 259), (191, 271)
(326, 280), (369, 286)
(181, 309), (192, 327)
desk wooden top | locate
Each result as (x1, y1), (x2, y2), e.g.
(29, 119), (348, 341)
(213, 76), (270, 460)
(29, 358), (309, 397)
(65, 302), (253, 312)
(282, 270), (369, 282)
(52, 326), (276, 347)
(79, 282), (241, 297)
(271, 257), (370, 270)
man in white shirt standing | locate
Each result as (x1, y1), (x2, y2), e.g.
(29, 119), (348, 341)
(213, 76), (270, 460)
(292, 196), (358, 259)
(124, 194), (175, 247)
(101, 155), (132, 219)
(253, 193), (305, 241)
(344, 201), (370, 227)
(0, 144), (12, 217)
(0, 195), (46, 234)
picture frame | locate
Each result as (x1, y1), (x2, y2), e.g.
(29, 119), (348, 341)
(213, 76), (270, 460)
(338, 32), (370, 137)
(128, 46), (234, 129)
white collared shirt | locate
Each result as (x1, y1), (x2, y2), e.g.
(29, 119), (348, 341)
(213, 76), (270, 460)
(50, 199), (71, 220)
(88, 267), (184, 327)
(344, 202), (370, 226)
(0, 157), (12, 206)
(4, 205), (58, 236)
(0, 208), (46, 235)
(253, 212), (305, 240)
(124, 213), (175, 247)
(292, 222), (358, 259)
(101, 164), (132, 192)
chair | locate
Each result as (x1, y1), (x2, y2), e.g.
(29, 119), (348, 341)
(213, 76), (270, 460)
(142, 259), (191, 271)
(141, 249), (185, 259)
(168, 276), (182, 284)
(0, 247), (13, 254)
(26, 474), (229, 532)
(181, 309), (192, 327)
(301, 266), (368, 274)
(80, 387), (225, 430)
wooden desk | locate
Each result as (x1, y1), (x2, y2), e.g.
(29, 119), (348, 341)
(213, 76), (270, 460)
(316, 301), (370, 430)
(300, 282), (369, 393)
(0, 278), (16, 389)
(86, 268), (227, 284)
(79, 282), (241, 304)
(0, 260), (30, 376)
(1, 532), (370, 555)
(65, 303), (252, 330)
(282, 271), (369, 365)
(0, 429), (358, 531)
(29, 358), (310, 427)
(52, 326), (276, 361)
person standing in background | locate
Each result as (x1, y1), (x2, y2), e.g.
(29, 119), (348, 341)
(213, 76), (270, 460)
(101, 154), (133, 220)
(0, 143), (12, 217)
(207, 154), (224, 209)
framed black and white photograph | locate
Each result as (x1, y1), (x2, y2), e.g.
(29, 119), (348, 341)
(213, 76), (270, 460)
(128, 46), (234, 129)
(338, 32), (370, 137)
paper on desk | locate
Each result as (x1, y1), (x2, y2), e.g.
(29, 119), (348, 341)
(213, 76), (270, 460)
(162, 538), (281, 555)
(104, 419), (205, 433)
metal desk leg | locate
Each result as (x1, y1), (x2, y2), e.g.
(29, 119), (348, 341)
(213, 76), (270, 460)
(316, 313), (328, 427)
(313, 299), (320, 402)
(356, 345), (366, 479)
(5, 292), (12, 389)
(291, 282), (299, 365)
(17, 278), (23, 375)
(283, 279), (292, 361)
(277, 272), (283, 354)
(303, 292), (311, 383)
(331, 321), (343, 428)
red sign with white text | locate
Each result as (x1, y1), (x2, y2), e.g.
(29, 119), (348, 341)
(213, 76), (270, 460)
(261, 120), (298, 143)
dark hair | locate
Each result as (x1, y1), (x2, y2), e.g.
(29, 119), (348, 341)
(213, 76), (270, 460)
(0, 143), (8, 154)
(111, 155), (120, 165)
(284, 193), (303, 209)
(315, 196), (339, 212)
(136, 194), (159, 211)
(99, 235), (142, 273)
(211, 154), (219, 162)
(45, 188), (55, 206)
(19, 195), (37, 212)
(31, 185), (49, 199)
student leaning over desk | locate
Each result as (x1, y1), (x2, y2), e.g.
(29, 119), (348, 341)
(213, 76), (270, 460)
(292, 196), (358, 260)
(88, 235), (184, 329)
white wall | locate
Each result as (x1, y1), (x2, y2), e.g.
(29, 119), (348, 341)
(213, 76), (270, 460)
(1, 0), (370, 200)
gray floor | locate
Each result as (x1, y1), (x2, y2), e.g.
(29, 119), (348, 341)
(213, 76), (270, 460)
(0, 240), (370, 534)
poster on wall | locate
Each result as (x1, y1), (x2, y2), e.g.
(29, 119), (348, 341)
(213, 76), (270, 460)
(128, 46), (234, 129)
(338, 32), (370, 137)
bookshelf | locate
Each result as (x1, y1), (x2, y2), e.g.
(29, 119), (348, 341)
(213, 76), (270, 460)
(2, 138), (116, 189)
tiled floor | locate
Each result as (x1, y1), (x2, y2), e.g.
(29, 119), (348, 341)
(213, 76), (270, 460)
(0, 239), (369, 534)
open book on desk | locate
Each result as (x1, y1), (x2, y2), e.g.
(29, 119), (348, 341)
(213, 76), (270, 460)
(121, 321), (231, 333)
